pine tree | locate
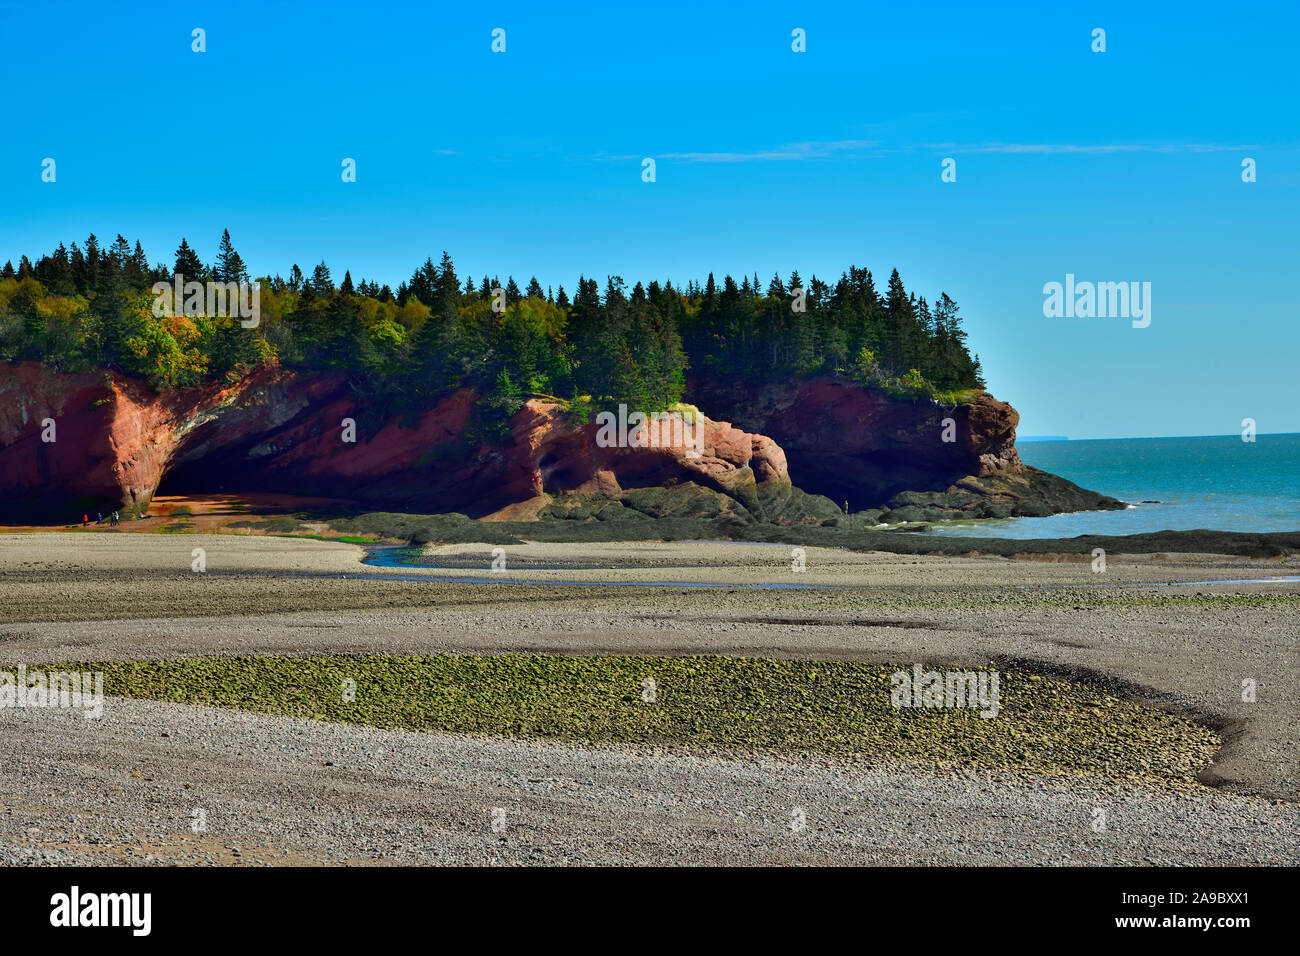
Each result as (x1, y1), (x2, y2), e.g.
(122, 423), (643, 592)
(82, 234), (101, 294)
(128, 241), (149, 286)
(311, 262), (333, 295)
(409, 257), (438, 304)
(109, 235), (132, 272)
(433, 252), (459, 317)
(214, 229), (248, 283)
(174, 238), (205, 280)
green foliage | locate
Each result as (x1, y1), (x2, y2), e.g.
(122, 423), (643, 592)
(934, 387), (986, 407)
(4, 236), (987, 418)
(678, 267), (983, 395)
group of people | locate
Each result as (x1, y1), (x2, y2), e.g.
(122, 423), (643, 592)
(79, 509), (141, 526)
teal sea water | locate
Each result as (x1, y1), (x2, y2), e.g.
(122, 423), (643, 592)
(925, 433), (1300, 538)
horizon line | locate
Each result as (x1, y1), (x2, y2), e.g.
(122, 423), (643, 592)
(1020, 432), (1299, 443)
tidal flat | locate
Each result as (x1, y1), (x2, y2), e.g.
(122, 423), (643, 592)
(0, 529), (1296, 865)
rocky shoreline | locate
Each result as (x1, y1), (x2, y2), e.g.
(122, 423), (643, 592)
(1, 361), (1122, 525)
(327, 510), (1300, 559)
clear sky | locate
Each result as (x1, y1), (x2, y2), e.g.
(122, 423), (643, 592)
(1, 0), (1296, 439)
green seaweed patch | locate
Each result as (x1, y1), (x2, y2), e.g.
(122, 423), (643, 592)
(279, 533), (378, 545)
(226, 516), (307, 533)
(52, 654), (1220, 785)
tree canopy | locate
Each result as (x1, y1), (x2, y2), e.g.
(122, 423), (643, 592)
(0, 233), (984, 409)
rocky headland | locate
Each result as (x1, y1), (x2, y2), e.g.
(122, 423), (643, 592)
(0, 361), (1122, 525)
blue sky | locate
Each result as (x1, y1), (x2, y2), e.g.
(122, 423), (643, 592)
(1, 0), (1296, 439)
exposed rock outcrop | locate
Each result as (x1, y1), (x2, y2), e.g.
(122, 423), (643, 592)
(0, 363), (267, 519)
(0, 363), (838, 524)
(0, 362), (1119, 525)
(687, 378), (1124, 519)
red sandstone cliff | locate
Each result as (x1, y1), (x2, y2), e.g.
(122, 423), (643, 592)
(0, 362), (1118, 523)
(0, 363), (817, 523)
(686, 377), (1122, 519)
(0, 363), (267, 516)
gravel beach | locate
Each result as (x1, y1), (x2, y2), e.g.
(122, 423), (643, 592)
(3, 698), (1296, 866)
(1, 531), (1297, 865)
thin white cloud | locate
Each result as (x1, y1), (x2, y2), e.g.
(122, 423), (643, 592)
(607, 140), (881, 163)
(604, 139), (1257, 163)
(923, 142), (1254, 154)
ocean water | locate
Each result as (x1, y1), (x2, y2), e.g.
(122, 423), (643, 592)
(924, 433), (1300, 538)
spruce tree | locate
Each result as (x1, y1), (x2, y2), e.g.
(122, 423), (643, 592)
(434, 252), (459, 317)
(129, 241), (149, 286)
(82, 234), (101, 294)
(214, 229), (248, 283)
(409, 257), (438, 304)
(174, 238), (205, 279)
(311, 262), (333, 295)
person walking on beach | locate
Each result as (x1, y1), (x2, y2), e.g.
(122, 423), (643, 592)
(81, 513), (88, 526)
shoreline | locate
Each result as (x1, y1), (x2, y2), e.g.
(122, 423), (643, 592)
(4, 499), (1299, 561)
(1, 528), (1296, 864)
